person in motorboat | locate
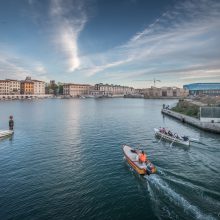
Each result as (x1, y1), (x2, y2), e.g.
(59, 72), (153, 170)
(9, 115), (14, 130)
(139, 150), (147, 164)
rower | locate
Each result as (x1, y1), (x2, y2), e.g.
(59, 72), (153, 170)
(139, 150), (147, 164)
(174, 133), (179, 139)
(9, 115), (14, 130)
(168, 130), (173, 136)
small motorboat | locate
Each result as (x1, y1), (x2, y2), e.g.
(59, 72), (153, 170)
(0, 130), (14, 138)
(122, 145), (156, 175)
(154, 128), (190, 146)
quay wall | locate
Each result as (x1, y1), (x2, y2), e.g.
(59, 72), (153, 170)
(0, 94), (53, 100)
(162, 109), (220, 134)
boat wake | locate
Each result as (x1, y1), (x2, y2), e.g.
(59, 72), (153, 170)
(145, 175), (216, 220)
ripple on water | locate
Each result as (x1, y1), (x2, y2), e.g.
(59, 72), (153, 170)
(0, 99), (219, 220)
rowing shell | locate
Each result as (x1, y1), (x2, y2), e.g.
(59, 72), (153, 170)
(154, 128), (190, 146)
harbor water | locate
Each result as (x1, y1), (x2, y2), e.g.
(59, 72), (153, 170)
(0, 98), (220, 220)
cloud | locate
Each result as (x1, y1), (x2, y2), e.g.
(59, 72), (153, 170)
(78, 0), (220, 86)
(50, 0), (87, 72)
(35, 64), (47, 74)
(0, 52), (49, 81)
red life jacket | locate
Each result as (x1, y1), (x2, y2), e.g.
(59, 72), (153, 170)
(139, 153), (147, 163)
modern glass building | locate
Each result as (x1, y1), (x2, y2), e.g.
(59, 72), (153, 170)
(183, 83), (220, 96)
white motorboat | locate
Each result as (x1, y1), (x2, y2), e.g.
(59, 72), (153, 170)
(0, 130), (14, 138)
(122, 145), (156, 175)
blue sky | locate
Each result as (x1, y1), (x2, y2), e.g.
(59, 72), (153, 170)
(0, 0), (220, 88)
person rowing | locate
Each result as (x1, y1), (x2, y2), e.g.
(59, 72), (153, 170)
(168, 130), (173, 137)
(174, 133), (180, 139)
(159, 127), (166, 134)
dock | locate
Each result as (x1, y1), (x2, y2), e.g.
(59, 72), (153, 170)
(162, 108), (220, 134)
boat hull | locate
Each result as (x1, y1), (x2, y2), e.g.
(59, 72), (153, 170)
(0, 130), (14, 138)
(154, 128), (190, 146)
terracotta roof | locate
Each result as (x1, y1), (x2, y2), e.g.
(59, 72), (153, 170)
(32, 79), (45, 83)
(21, 80), (34, 83)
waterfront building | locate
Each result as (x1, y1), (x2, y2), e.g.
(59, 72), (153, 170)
(63, 83), (91, 97)
(144, 86), (188, 98)
(33, 80), (45, 95)
(20, 77), (34, 95)
(94, 83), (134, 96)
(0, 79), (20, 95)
(183, 83), (220, 96)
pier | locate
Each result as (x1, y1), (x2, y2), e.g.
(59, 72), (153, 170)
(162, 108), (220, 134)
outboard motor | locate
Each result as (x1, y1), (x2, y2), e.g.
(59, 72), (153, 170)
(146, 162), (157, 175)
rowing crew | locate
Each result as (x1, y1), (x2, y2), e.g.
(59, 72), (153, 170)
(159, 127), (189, 141)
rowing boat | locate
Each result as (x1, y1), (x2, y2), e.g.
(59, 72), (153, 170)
(122, 145), (156, 175)
(154, 128), (190, 146)
(0, 130), (14, 138)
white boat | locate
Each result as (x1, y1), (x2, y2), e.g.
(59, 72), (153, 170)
(122, 145), (156, 175)
(154, 128), (190, 146)
(0, 130), (14, 138)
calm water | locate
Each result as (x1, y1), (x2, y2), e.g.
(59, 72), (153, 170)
(0, 98), (220, 220)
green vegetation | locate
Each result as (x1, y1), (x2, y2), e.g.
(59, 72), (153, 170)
(172, 100), (200, 118)
(45, 82), (63, 95)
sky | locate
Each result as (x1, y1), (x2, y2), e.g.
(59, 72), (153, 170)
(0, 0), (220, 88)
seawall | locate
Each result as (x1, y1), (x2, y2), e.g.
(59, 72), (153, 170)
(162, 109), (220, 134)
(0, 94), (53, 100)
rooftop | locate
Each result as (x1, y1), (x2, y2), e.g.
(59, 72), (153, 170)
(64, 83), (91, 86)
(183, 83), (220, 91)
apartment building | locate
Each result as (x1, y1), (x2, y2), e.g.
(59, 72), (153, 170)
(33, 80), (45, 95)
(144, 86), (188, 98)
(0, 79), (20, 95)
(63, 83), (91, 97)
(94, 83), (134, 96)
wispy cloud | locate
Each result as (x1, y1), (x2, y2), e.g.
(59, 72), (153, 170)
(79, 0), (220, 86)
(0, 51), (49, 81)
(50, 0), (87, 72)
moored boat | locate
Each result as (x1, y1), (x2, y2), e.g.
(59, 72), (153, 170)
(154, 128), (190, 146)
(0, 130), (14, 138)
(122, 145), (156, 175)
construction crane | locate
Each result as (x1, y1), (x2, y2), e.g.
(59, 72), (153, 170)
(135, 78), (161, 87)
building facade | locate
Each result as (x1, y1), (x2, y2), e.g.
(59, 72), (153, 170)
(144, 86), (188, 98)
(63, 83), (91, 97)
(0, 79), (20, 95)
(200, 107), (220, 123)
(94, 83), (134, 96)
(33, 80), (45, 95)
(20, 81), (34, 95)
(183, 83), (220, 96)
(20, 77), (34, 95)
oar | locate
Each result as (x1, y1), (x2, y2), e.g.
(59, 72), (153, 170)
(170, 137), (176, 147)
(158, 133), (164, 143)
(188, 137), (200, 143)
